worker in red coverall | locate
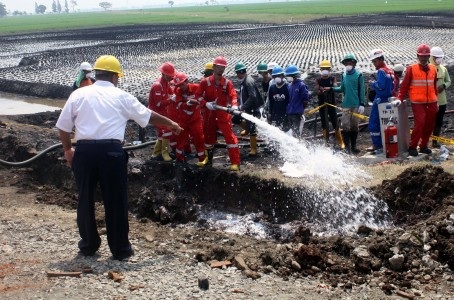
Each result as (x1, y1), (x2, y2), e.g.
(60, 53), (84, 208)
(392, 43), (438, 157)
(148, 62), (176, 161)
(195, 56), (241, 171)
(173, 72), (207, 166)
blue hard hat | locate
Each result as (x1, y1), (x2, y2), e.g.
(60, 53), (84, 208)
(271, 65), (284, 76)
(284, 64), (300, 76)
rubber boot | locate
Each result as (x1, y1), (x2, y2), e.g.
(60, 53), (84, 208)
(432, 126), (441, 148)
(152, 140), (162, 158)
(322, 129), (328, 144)
(195, 154), (208, 167)
(342, 131), (351, 154)
(350, 131), (360, 154)
(240, 120), (249, 136)
(205, 148), (214, 166)
(249, 135), (258, 156)
(161, 139), (173, 162)
(335, 128), (345, 149)
(229, 164), (240, 171)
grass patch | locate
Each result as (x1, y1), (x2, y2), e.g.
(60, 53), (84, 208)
(0, 0), (452, 34)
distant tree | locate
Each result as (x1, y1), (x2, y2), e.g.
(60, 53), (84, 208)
(168, 0), (174, 7)
(70, 0), (77, 12)
(52, 0), (57, 13)
(64, 0), (69, 13)
(57, 0), (62, 13)
(35, 2), (39, 14)
(205, 1), (208, 5)
(37, 4), (46, 14)
(0, 2), (7, 17)
(13, 10), (27, 16)
(99, 1), (112, 10)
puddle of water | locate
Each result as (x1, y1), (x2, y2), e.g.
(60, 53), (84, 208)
(0, 92), (65, 115)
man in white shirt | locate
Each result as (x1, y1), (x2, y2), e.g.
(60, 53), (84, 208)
(56, 55), (182, 261)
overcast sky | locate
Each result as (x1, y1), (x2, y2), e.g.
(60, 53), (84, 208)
(1, 0), (274, 13)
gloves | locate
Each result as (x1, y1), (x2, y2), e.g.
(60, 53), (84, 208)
(358, 105), (365, 114)
(391, 99), (402, 107)
(206, 102), (215, 111)
(231, 105), (239, 111)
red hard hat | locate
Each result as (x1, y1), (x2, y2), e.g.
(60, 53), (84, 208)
(213, 56), (227, 67)
(173, 72), (188, 86)
(417, 44), (431, 56)
(159, 62), (176, 77)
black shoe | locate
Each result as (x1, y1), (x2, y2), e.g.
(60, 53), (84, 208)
(408, 148), (418, 157)
(419, 147), (432, 155)
(78, 250), (97, 257)
(351, 148), (361, 155)
(432, 141), (441, 149)
(113, 249), (134, 261)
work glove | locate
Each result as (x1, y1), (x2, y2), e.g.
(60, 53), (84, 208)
(358, 105), (365, 114)
(391, 99), (402, 107)
(206, 102), (216, 111)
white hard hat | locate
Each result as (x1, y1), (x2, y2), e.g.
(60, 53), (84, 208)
(267, 61), (278, 71)
(369, 49), (385, 60)
(393, 64), (405, 72)
(79, 62), (93, 71)
(430, 46), (444, 58)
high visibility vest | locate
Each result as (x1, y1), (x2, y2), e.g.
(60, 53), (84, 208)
(408, 64), (437, 103)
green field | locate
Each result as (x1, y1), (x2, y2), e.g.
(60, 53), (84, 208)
(0, 0), (453, 34)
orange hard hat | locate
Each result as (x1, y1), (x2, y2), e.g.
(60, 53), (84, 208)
(213, 56), (227, 67)
(417, 44), (431, 56)
(159, 62), (176, 77)
(173, 72), (188, 86)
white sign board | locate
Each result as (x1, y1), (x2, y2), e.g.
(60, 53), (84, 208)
(378, 102), (410, 156)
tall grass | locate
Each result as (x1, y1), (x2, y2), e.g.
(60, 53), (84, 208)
(0, 0), (452, 34)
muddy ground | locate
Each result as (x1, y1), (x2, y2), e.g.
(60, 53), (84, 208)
(1, 13), (454, 299)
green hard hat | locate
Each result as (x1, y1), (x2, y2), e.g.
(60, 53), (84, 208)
(341, 53), (357, 65)
(256, 62), (268, 72)
(234, 62), (247, 72)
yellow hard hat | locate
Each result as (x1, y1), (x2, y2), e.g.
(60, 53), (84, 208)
(204, 62), (214, 71)
(319, 60), (332, 68)
(93, 55), (123, 77)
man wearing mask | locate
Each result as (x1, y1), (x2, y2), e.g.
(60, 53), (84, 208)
(262, 61), (278, 124)
(367, 49), (395, 155)
(233, 62), (264, 156)
(333, 53), (365, 154)
(73, 62), (96, 90)
(284, 64), (309, 139)
(315, 59), (344, 149)
(268, 65), (290, 132)
(392, 44), (438, 156)
(429, 46), (451, 148)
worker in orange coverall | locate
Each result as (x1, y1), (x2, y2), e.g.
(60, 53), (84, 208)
(195, 56), (241, 171)
(148, 62), (176, 161)
(173, 72), (207, 166)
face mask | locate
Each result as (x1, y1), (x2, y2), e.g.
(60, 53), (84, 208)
(435, 58), (443, 65)
(274, 77), (282, 84)
(85, 72), (93, 79)
(321, 70), (330, 76)
(345, 65), (353, 72)
(286, 76), (294, 83)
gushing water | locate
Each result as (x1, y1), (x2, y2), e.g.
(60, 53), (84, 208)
(240, 112), (390, 235)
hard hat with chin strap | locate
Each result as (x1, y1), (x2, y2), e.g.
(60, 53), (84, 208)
(93, 55), (123, 76)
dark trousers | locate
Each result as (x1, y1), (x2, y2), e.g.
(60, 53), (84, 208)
(72, 142), (131, 258)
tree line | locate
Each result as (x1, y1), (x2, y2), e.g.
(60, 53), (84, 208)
(0, 1), (113, 16)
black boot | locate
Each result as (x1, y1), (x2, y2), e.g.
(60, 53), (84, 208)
(350, 131), (360, 154)
(342, 131), (351, 154)
(206, 148), (214, 166)
(432, 126), (441, 148)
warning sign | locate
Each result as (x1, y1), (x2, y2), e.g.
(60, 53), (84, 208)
(378, 102), (410, 156)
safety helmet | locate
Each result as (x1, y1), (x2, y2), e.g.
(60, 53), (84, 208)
(393, 64), (405, 72)
(271, 65), (284, 76)
(173, 72), (188, 86)
(257, 62), (268, 73)
(79, 62), (93, 71)
(284, 64), (300, 76)
(267, 61), (278, 71)
(159, 62), (176, 77)
(319, 60), (332, 68)
(417, 44), (431, 56)
(213, 56), (227, 67)
(93, 55), (123, 77)
(430, 46), (444, 58)
(204, 62), (214, 70)
(341, 53), (357, 65)
(234, 62), (247, 72)
(369, 49), (385, 60)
